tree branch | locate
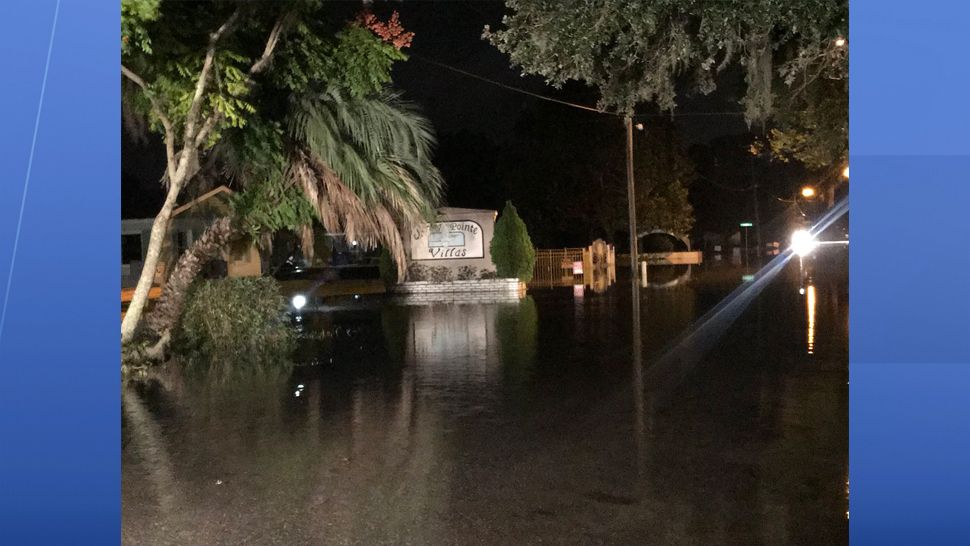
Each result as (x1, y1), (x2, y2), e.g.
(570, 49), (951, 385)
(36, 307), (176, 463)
(249, 10), (294, 76)
(192, 9), (294, 150)
(122, 64), (178, 180)
(182, 8), (241, 147)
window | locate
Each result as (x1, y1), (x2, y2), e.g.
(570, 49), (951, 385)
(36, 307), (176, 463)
(122, 235), (142, 264)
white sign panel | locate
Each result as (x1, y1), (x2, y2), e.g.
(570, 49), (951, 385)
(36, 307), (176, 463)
(412, 220), (484, 260)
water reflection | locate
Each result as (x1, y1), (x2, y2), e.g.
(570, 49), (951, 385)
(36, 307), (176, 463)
(806, 284), (817, 354)
(386, 297), (539, 390)
(123, 265), (847, 545)
(645, 264), (692, 288)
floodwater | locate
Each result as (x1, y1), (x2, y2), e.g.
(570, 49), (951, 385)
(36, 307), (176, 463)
(123, 256), (848, 545)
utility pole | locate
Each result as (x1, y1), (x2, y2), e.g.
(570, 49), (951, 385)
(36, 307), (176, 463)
(625, 116), (639, 281)
(750, 155), (763, 267)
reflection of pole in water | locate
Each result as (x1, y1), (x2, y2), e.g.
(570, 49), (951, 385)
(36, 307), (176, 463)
(631, 280), (646, 486)
(806, 284), (817, 355)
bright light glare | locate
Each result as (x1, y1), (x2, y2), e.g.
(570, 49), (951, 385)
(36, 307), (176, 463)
(835, 37), (846, 47)
(801, 186), (816, 198)
(292, 294), (307, 310)
(842, 165), (849, 179)
(791, 229), (819, 257)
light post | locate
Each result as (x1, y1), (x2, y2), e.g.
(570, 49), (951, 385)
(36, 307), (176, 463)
(793, 185), (817, 221)
(739, 222), (753, 266)
(625, 117), (638, 281)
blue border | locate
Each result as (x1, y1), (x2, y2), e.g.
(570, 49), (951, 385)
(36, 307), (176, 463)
(0, 1), (120, 543)
(851, 0), (970, 543)
(1, 0), (970, 542)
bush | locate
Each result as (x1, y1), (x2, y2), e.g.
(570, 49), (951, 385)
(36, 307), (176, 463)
(456, 266), (477, 280)
(490, 201), (536, 282)
(428, 266), (454, 283)
(173, 277), (295, 367)
(478, 269), (498, 280)
(406, 262), (429, 281)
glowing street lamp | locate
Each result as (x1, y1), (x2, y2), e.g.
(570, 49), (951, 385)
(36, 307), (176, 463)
(800, 186), (817, 199)
(842, 165), (850, 179)
(739, 222), (753, 266)
(791, 229), (819, 257)
(835, 36), (846, 47)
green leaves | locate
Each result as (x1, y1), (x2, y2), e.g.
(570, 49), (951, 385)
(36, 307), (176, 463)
(488, 0), (848, 124)
(270, 21), (406, 98)
(491, 201), (536, 282)
(121, 0), (160, 54)
(173, 277), (295, 367)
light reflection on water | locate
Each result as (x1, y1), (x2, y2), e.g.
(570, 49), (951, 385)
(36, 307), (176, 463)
(123, 262), (848, 546)
(807, 284), (817, 354)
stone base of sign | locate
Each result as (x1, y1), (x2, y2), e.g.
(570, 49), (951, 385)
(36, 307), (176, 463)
(391, 278), (525, 304)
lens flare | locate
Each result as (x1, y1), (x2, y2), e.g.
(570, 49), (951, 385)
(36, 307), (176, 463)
(791, 229), (819, 257)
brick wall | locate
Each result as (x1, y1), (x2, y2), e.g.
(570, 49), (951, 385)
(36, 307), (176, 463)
(391, 279), (525, 304)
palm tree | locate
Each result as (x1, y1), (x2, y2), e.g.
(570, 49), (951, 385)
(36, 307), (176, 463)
(143, 90), (443, 347)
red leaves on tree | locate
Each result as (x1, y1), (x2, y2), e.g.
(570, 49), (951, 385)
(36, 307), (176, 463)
(355, 10), (414, 50)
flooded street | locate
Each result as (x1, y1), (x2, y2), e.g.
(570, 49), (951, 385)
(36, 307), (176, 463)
(123, 258), (848, 545)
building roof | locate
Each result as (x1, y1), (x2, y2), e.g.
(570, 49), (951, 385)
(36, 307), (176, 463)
(172, 185), (234, 217)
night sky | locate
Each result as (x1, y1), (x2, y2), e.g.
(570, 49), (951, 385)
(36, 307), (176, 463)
(123, 1), (812, 244)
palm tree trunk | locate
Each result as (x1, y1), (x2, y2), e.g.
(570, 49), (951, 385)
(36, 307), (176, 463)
(146, 216), (239, 337)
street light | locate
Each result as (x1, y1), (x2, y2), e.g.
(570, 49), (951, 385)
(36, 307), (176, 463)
(801, 186), (817, 199)
(842, 165), (849, 179)
(835, 36), (846, 47)
(739, 222), (753, 266)
(791, 229), (819, 257)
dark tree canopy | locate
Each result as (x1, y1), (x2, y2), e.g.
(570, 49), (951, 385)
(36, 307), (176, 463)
(486, 0), (848, 124)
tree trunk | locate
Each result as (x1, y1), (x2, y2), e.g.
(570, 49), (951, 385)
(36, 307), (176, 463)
(146, 216), (239, 336)
(121, 181), (184, 343)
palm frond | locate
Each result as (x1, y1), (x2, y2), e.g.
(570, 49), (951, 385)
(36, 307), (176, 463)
(282, 90), (444, 275)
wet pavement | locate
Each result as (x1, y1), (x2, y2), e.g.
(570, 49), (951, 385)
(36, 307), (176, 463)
(123, 257), (848, 545)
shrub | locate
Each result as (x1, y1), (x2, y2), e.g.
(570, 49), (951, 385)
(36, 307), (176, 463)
(173, 277), (295, 367)
(407, 262), (428, 281)
(456, 266), (477, 280)
(490, 201), (536, 282)
(478, 269), (498, 280)
(428, 266), (454, 283)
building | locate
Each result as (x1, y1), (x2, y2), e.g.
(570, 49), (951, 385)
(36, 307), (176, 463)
(122, 186), (261, 288)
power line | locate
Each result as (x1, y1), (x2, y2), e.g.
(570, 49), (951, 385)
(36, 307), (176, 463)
(411, 54), (613, 115)
(410, 54), (748, 120)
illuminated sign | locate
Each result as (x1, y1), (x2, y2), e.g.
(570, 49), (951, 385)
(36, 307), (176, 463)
(411, 220), (484, 260)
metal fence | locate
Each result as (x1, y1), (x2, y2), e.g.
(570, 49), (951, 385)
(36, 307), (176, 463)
(531, 241), (616, 291)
